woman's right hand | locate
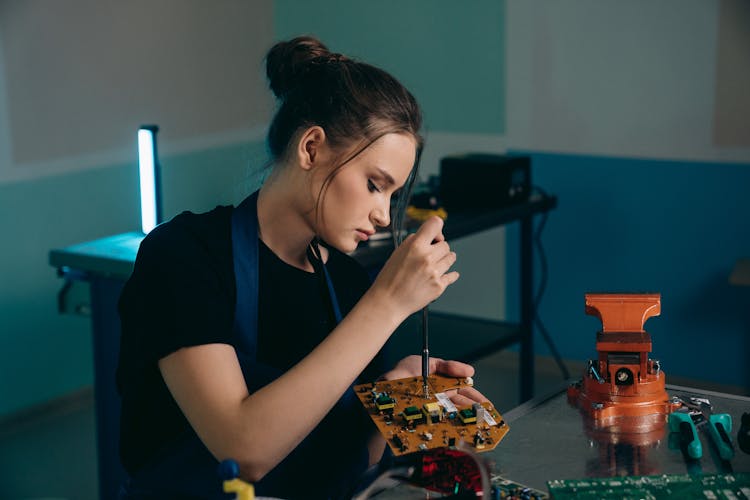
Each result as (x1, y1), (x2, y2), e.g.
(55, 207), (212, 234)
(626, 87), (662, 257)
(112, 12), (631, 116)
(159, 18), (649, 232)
(369, 216), (459, 319)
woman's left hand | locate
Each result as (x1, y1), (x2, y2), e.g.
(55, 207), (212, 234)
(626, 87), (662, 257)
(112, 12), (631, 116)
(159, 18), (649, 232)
(379, 355), (490, 407)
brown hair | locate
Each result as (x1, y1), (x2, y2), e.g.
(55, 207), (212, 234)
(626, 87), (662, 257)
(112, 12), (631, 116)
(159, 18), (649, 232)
(265, 36), (423, 244)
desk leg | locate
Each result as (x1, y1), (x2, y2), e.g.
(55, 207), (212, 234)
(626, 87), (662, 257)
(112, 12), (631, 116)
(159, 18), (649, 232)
(90, 277), (127, 500)
(520, 216), (534, 402)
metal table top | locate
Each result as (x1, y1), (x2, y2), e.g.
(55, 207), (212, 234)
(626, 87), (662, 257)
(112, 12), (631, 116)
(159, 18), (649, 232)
(497, 383), (749, 491)
(371, 383), (750, 498)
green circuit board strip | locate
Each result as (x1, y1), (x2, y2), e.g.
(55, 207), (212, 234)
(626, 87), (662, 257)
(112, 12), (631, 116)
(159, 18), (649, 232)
(492, 474), (548, 499)
(547, 472), (750, 499)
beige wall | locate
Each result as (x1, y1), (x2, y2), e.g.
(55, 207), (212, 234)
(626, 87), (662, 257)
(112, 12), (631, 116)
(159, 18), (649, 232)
(0, 0), (273, 182)
(506, 0), (750, 162)
(713, 0), (750, 147)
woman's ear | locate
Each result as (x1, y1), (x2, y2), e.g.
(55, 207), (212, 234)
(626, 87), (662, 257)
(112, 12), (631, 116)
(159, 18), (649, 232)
(296, 126), (327, 171)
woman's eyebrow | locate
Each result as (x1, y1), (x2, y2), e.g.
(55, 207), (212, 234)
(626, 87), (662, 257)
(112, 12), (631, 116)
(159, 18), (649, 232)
(374, 167), (396, 186)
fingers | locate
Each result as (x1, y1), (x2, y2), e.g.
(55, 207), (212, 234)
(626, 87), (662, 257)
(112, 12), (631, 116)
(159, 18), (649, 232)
(447, 387), (490, 407)
(441, 271), (460, 287)
(388, 356), (475, 379)
(449, 392), (477, 407)
(412, 216), (445, 245)
(429, 241), (451, 260)
(380, 216), (456, 313)
(432, 243), (458, 287)
(383, 356), (491, 407)
(435, 248), (457, 274)
(430, 359), (488, 406)
(431, 358), (475, 378)
(456, 386), (489, 403)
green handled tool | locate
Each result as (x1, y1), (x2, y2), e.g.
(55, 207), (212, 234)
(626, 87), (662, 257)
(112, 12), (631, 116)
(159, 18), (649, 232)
(669, 411), (702, 459)
(696, 400), (735, 461)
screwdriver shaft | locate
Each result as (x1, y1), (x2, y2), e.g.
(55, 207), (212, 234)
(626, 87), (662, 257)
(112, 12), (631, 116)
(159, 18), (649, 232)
(422, 306), (429, 398)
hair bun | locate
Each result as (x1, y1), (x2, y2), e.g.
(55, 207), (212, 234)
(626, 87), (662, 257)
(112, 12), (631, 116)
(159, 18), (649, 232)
(266, 36), (333, 99)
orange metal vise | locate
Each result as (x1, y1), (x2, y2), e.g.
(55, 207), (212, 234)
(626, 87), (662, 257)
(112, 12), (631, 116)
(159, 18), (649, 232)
(567, 293), (680, 421)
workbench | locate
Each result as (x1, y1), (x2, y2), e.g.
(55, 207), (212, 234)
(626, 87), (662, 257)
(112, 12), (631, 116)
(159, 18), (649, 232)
(372, 382), (750, 498)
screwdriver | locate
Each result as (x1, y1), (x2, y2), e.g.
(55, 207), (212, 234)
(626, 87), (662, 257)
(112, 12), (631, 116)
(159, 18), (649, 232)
(421, 306), (430, 398)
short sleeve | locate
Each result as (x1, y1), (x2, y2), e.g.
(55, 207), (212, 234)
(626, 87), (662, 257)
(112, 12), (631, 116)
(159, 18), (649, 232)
(118, 210), (235, 363)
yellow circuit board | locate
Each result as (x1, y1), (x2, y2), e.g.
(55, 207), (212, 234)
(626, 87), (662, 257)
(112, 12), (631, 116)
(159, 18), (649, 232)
(354, 374), (509, 456)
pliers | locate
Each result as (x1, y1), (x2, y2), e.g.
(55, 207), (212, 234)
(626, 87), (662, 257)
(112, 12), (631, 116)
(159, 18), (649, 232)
(668, 401), (702, 459)
(669, 396), (734, 461)
(692, 397), (735, 461)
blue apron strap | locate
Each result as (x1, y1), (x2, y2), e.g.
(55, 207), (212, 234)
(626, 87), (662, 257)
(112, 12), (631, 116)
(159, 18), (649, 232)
(309, 239), (343, 324)
(230, 194), (344, 350)
(120, 192), (264, 500)
(322, 264), (343, 324)
(231, 191), (281, 393)
(121, 192), (366, 499)
(231, 191), (260, 358)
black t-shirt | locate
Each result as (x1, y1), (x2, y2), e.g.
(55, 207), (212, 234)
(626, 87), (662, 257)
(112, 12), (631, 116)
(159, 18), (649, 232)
(116, 205), (379, 483)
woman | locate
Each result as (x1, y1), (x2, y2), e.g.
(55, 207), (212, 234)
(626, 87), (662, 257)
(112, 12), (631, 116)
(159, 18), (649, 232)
(117, 36), (487, 499)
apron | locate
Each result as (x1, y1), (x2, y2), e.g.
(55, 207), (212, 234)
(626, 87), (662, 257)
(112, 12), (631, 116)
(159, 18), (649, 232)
(119, 191), (370, 499)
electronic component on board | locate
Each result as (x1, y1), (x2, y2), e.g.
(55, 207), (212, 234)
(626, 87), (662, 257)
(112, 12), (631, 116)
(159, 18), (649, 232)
(401, 405), (425, 426)
(547, 472), (750, 499)
(422, 402), (442, 424)
(355, 374), (509, 456)
(374, 393), (395, 414)
(459, 407), (478, 424)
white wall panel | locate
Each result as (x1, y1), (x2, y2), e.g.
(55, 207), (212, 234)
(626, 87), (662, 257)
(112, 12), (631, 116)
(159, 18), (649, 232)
(506, 0), (750, 163)
(420, 131), (509, 321)
(713, 0), (750, 147)
(0, 0), (274, 185)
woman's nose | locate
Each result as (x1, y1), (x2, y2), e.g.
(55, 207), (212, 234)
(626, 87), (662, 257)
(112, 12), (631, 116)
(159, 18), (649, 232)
(371, 202), (390, 228)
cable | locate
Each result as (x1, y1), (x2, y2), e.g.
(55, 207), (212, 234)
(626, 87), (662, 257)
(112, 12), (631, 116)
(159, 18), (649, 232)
(531, 187), (570, 380)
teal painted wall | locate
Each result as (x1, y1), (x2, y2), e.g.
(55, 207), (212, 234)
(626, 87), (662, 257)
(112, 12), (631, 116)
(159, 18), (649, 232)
(0, 166), (134, 416)
(0, 140), (267, 416)
(506, 153), (750, 390)
(275, 0), (506, 135)
(5, 1), (748, 419)
(1, 1), (506, 416)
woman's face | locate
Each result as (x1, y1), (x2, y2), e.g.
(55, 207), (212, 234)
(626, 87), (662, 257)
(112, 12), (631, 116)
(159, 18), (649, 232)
(315, 132), (417, 253)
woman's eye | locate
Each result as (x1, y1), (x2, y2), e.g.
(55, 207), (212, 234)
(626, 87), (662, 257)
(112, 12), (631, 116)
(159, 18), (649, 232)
(367, 179), (381, 193)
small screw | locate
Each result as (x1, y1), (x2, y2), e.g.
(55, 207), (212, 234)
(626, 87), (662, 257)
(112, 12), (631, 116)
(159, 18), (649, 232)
(652, 359), (661, 375)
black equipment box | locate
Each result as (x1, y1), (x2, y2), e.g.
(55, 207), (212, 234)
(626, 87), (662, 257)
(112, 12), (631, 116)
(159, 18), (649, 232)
(439, 154), (531, 210)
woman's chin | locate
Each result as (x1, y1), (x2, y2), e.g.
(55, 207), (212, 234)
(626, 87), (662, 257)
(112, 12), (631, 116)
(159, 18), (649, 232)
(338, 239), (360, 254)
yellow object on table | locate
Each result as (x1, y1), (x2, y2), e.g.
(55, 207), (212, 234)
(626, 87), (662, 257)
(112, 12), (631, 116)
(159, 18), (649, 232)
(223, 478), (255, 500)
(406, 205), (447, 222)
